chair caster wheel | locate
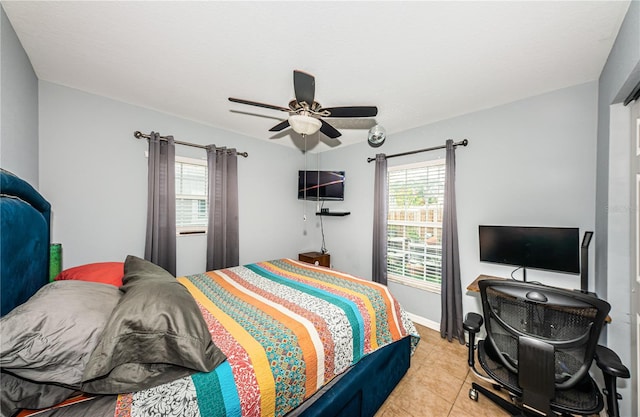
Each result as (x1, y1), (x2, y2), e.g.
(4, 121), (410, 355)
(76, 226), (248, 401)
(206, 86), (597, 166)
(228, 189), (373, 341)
(469, 388), (479, 401)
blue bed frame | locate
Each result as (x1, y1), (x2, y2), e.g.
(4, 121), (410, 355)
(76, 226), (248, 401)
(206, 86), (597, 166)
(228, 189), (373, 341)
(293, 336), (410, 417)
(0, 169), (410, 417)
(0, 169), (51, 316)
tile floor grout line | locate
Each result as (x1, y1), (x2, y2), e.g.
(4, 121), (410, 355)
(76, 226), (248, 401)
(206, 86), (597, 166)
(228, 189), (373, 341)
(376, 323), (516, 417)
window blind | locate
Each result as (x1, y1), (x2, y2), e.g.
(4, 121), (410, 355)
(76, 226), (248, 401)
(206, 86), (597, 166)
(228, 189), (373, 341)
(175, 160), (208, 230)
(387, 161), (445, 288)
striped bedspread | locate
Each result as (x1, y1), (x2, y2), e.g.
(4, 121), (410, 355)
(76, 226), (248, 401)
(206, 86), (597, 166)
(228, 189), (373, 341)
(114, 259), (419, 417)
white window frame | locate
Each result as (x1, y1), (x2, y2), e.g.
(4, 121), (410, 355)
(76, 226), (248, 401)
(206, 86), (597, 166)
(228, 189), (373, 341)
(175, 156), (208, 235)
(387, 159), (445, 294)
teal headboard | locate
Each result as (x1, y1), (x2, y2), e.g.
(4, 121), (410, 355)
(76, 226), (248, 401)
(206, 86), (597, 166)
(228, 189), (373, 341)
(0, 169), (51, 316)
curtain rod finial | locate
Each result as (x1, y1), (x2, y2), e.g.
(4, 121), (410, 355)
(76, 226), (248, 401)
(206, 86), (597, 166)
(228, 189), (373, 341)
(461, 139), (468, 146)
(134, 131), (143, 139)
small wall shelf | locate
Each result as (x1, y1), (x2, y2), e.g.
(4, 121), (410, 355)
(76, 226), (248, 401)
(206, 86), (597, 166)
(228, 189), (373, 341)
(315, 211), (351, 216)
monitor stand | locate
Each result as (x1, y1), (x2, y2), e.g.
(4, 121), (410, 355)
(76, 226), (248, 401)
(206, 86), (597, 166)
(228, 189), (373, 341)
(580, 231), (593, 293)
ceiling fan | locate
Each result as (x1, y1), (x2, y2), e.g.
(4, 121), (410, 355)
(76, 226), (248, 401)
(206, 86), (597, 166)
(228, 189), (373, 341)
(228, 70), (378, 139)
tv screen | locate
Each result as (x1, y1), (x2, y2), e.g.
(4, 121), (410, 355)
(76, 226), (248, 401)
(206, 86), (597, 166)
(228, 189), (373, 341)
(479, 225), (580, 274)
(298, 170), (345, 201)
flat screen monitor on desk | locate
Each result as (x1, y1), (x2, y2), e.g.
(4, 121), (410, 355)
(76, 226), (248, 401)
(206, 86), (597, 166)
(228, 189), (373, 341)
(479, 225), (580, 284)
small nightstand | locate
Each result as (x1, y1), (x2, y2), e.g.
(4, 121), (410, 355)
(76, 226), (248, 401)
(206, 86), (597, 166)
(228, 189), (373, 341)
(298, 251), (330, 267)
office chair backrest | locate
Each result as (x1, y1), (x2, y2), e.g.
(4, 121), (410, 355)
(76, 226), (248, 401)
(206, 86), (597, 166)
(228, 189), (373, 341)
(478, 280), (611, 390)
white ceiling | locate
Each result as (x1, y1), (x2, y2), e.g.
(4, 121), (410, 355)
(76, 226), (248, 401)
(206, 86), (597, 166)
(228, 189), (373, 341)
(2, 1), (631, 152)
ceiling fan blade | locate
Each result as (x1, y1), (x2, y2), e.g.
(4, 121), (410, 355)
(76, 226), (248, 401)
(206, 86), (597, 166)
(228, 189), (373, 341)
(269, 120), (290, 132)
(228, 97), (290, 112)
(323, 106), (378, 118)
(293, 70), (315, 105)
(320, 119), (342, 139)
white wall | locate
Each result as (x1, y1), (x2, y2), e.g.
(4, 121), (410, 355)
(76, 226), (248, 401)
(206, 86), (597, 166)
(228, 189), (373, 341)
(38, 81), (310, 276)
(319, 82), (598, 323)
(0, 6), (38, 187)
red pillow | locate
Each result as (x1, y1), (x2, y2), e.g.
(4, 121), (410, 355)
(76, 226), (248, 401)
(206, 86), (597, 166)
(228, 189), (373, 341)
(55, 262), (124, 287)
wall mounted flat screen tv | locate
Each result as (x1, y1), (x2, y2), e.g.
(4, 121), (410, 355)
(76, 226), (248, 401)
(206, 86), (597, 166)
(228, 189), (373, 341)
(479, 225), (580, 274)
(298, 170), (345, 201)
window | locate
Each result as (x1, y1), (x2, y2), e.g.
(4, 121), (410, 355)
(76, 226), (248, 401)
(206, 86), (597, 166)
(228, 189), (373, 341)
(175, 156), (208, 234)
(387, 159), (445, 293)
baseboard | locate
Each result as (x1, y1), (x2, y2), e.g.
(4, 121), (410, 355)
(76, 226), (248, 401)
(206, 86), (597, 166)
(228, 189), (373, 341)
(406, 312), (439, 332)
(406, 312), (472, 344)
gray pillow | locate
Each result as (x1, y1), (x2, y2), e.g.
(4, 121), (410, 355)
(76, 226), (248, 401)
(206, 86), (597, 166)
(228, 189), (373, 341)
(81, 255), (226, 394)
(0, 280), (122, 388)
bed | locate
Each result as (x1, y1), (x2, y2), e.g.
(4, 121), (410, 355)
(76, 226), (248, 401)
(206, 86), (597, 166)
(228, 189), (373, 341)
(0, 169), (419, 417)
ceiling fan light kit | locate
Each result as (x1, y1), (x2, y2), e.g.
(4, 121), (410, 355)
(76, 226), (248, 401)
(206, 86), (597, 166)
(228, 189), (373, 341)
(289, 114), (322, 136)
(229, 70), (378, 141)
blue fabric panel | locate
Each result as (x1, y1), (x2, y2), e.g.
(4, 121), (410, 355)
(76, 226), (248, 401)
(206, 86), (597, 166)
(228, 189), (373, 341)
(1, 169), (51, 316)
(297, 336), (411, 417)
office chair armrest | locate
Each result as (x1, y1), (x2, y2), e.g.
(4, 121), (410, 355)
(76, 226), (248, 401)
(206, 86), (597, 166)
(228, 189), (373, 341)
(463, 312), (483, 334)
(596, 345), (629, 417)
(595, 345), (630, 379)
(463, 313), (484, 368)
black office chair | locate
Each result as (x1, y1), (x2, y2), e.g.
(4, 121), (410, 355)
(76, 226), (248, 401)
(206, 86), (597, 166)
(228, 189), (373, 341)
(464, 279), (630, 417)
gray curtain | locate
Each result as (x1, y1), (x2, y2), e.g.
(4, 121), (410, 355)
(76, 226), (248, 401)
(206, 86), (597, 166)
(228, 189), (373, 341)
(372, 154), (388, 285)
(440, 139), (464, 343)
(206, 145), (239, 271)
(144, 132), (177, 276)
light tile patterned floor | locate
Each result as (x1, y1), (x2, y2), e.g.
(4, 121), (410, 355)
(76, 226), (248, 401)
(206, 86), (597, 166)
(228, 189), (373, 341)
(375, 324), (513, 417)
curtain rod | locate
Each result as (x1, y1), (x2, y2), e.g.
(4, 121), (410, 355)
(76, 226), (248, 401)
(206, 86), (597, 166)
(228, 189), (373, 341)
(133, 131), (248, 158)
(366, 139), (468, 163)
